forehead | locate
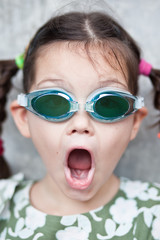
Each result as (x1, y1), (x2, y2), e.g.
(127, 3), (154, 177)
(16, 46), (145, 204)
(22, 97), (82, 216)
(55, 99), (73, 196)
(33, 41), (129, 91)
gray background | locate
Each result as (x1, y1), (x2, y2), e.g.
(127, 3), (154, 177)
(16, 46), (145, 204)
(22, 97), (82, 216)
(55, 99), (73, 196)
(0, 0), (160, 182)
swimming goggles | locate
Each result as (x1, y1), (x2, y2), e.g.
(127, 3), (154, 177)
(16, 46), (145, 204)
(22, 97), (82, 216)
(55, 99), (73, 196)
(17, 87), (144, 123)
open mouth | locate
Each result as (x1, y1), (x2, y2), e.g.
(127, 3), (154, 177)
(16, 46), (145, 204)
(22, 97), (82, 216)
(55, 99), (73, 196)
(64, 148), (95, 190)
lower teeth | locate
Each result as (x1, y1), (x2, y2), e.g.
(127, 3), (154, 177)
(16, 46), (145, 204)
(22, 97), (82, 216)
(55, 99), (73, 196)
(71, 168), (89, 179)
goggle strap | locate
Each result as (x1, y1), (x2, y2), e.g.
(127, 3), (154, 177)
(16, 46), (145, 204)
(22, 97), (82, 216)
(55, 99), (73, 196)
(17, 94), (28, 107)
(134, 97), (144, 109)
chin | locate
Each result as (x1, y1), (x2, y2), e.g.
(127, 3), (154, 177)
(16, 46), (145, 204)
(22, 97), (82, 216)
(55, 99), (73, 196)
(64, 181), (98, 203)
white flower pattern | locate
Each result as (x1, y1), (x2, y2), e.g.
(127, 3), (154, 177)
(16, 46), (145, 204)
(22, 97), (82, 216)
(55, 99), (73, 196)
(97, 198), (138, 239)
(110, 197), (138, 224)
(120, 178), (160, 201)
(56, 215), (91, 240)
(25, 206), (46, 230)
(13, 184), (32, 218)
(0, 173), (24, 215)
(8, 205), (46, 239)
(151, 217), (160, 240)
(56, 226), (90, 240)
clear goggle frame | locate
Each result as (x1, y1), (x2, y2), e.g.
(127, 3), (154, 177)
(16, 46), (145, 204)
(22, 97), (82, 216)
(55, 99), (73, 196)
(17, 87), (144, 123)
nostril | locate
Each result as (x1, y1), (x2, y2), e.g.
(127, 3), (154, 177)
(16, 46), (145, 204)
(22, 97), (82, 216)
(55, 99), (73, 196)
(84, 130), (89, 134)
(72, 130), (76, 134)
(71, 129), (89, 134)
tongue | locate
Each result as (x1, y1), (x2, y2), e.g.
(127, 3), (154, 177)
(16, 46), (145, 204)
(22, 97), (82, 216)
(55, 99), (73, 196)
(68, 149), (91, 170)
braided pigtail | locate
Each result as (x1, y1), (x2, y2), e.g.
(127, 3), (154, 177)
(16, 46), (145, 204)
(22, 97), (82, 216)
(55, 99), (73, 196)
(139, 59), (160, 138)
(0, 59), (19, 179)
(150, 68), (160, 138)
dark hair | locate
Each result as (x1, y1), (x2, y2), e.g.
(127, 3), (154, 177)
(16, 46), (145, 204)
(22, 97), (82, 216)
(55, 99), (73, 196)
(0, 11), (160, 179)
(0, 60), (18, 178)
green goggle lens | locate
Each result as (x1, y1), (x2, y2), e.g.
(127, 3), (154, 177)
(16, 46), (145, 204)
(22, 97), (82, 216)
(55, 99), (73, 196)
(32, 94), (70, 117)
(94, 95), (129, 118)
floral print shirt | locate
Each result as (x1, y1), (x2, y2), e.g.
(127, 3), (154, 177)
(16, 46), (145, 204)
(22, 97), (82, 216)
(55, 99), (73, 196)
(0, 173), (160, 240)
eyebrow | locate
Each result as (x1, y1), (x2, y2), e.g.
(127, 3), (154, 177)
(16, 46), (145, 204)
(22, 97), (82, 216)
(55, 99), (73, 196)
(99, 79), (128, 90)
(36, 79), (73, 90)
(36, 78), (128, 91)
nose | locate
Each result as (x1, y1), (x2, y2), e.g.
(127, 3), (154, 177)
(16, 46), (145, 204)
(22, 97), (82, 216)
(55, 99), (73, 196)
(66, 109), (94, 136)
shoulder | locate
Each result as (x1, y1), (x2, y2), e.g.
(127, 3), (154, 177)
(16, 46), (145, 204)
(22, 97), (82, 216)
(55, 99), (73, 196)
(119, 177), (160, 203)
(0, 173), (25, 215)
(106, 178), (160, 239)
(119, 178), (160, 236)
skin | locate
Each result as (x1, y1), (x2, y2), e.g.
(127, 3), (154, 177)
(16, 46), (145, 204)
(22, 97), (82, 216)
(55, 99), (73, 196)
(11, 42), (147, 216)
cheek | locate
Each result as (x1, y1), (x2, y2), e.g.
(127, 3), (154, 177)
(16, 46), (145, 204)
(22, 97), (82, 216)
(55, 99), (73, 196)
(97, 117), (134, 162)
(26, 113), (64, 160)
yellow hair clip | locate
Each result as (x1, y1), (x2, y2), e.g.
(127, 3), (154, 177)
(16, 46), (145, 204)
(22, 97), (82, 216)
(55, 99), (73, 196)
(15, 54), (24, 69)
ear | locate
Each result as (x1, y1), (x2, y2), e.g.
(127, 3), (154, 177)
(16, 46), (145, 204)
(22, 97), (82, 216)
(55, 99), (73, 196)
(10, 100), (31, 138)
(130, 107), (148, 141)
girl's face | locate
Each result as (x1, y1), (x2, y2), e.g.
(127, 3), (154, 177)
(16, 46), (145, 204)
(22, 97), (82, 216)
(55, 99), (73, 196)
(19, 42), (145, 202)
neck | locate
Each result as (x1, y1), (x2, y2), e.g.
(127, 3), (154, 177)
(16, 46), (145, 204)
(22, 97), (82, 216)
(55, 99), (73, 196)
(30, 174), (120, 216)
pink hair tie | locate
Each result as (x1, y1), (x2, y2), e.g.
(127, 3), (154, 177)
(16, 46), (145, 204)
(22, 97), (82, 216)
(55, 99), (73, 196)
(0, 138), (4, 156)
(139, 59), (152, 76)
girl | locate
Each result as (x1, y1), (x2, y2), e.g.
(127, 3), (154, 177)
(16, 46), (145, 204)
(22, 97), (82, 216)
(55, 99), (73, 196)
(0, 7), (160, 240)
